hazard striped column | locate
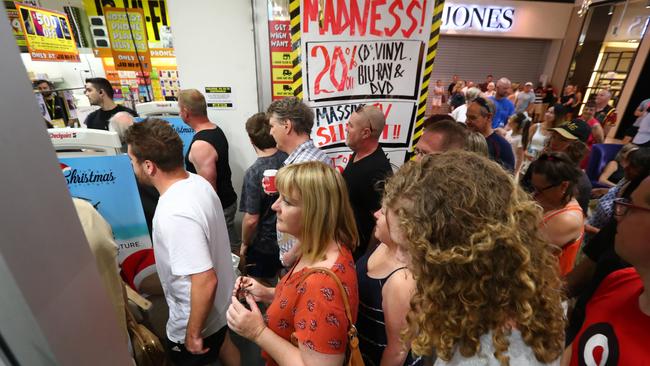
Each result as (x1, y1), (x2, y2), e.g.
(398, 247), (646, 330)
(289, 0), (303, 100)
(408, 0), (445, 160)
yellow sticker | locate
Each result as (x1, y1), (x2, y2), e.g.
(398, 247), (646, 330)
(272, 68), (293, 82)
(273, 83), (294, 97)
(271, 52), (292, 66)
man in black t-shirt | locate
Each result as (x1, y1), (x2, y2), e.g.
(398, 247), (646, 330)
(178, 89), (239, 252)
(83, 77), (138, 130)
(343, 105), (392, 260)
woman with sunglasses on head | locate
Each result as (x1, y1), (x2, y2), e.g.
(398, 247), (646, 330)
(226, 161), (359, 366)
(383, 151), (565, 365)
(529, 152), (584, 275)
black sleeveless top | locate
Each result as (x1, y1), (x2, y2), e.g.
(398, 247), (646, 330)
(184, 127), (237, 208)
(356, 248), (422, 366)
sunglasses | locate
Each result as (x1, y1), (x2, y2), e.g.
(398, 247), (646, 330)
(532, 182), (560, 196)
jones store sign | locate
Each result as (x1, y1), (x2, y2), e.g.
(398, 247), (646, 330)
(442, 4), (515, 31)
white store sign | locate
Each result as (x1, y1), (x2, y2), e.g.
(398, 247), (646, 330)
(442, 5), (515, 32)
(441, 0), (573, 39)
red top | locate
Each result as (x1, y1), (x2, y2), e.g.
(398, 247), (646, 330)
(263, 247), (358, 366)
(543, 199), (584, 276)
(581, 117), (600, 169)
(571, 268), (650, 365)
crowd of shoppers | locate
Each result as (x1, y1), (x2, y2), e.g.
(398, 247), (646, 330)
(66, 74), (650, 366)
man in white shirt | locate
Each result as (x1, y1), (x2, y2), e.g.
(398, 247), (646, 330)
(124, 118), (237, 366)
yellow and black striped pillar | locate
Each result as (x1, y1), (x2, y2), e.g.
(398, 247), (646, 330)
(408, 0), (445, 160)
(289, 0), (303, 100)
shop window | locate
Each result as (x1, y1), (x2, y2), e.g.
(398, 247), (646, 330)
(566, 1), (648, 114)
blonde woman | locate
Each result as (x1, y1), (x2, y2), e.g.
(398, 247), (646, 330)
(356, 206), (420, 366)
(227, 161), (359, 366)
(465, 131), (489, 157)
(384, 151), (565, 365)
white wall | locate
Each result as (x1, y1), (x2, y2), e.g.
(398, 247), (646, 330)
(541, 39), (563, 86)
(167, 1), (260, 209)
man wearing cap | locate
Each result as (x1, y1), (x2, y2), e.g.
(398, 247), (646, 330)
(521, 119), (593, 214)
(548, 119), (593, 214)
(515, 82), (536, 114)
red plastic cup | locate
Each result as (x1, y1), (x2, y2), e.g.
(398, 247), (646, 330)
(263, 169), (278, 194)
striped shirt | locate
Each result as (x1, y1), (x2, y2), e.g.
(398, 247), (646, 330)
(284, 139), (331, 166)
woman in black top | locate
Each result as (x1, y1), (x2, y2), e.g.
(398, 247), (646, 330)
(560, 85), (576, 112)
(356, 207), (421, 366)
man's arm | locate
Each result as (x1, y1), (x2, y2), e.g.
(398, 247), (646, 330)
(241, 213), (260, 256)
(526, 96), (535, 114)
(189, 140), (219, 190)
(185, 268), (218, 354)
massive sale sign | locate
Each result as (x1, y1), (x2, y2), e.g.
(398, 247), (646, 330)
(296, 0), (437, 169)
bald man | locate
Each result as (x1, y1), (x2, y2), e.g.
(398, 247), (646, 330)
(342, 105), (392, 259)
(178, 89), (239, 252)
(489, 77), (515, 129)
(594, 89), (617, 136)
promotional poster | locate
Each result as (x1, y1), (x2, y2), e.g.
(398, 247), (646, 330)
(292, 0), (441, 169)
(59, 155), (155, 290)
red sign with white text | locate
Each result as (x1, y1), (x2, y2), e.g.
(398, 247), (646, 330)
(269, 20), (292, 100)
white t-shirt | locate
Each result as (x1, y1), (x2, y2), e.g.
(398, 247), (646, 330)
(434, 330), (559, 366)
(450, 104), (468, 123)
(153, 173), (235, 343)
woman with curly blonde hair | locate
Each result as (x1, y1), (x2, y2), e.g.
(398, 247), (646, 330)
(383, 151), (566, 365)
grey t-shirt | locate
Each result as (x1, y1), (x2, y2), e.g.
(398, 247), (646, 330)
(515, 91), (536, 114)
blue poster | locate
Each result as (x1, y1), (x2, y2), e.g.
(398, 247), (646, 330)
(136, 117), (195, 156)
(59, 155), (155, 290)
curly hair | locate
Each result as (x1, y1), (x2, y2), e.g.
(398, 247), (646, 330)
(383, 151), (565, 365)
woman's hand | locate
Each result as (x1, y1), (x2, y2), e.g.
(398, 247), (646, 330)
(227, 294), (266, 342)
(233, 276), (274, 303)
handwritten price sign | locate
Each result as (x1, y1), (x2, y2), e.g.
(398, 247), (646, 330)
(305, 40), (422, 102)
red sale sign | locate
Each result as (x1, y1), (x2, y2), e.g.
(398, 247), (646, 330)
(294, 0), (436, 167)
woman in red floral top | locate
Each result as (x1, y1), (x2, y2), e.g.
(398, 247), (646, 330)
(227, 161), (359, 366)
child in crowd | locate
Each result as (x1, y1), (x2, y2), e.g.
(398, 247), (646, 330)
(506, 112), (532, 177)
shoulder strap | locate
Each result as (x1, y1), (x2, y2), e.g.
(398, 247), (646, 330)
(544, 202), (584, 222)
(298, 267), (353, 326)
(385, 266), (407, 281)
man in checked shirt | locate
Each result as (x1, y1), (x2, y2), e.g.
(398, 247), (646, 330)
(266, 97), (332, 267)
